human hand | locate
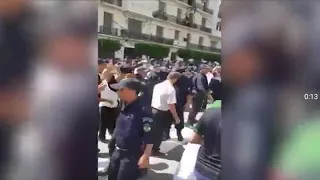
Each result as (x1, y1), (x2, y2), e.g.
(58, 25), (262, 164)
(98, 83), (106, 92)
(138, 155), (149, 169)
(174, 117), (181, 124)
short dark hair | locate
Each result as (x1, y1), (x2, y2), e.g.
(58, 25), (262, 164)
(167, 72), (181, 80)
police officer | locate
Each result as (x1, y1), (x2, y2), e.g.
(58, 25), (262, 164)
(104, 78), (154, 180)
(134, 66), (151, 109)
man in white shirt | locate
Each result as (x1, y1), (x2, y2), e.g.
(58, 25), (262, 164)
(98, 68), (119, 142)
(151, 72), (182, 155)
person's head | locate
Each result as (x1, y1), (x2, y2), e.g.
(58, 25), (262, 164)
(134, 67), (148, 78)
(167, 72), (182, 84)
(152, 65), (161, 73)
(119, 64), (133, 74)
(110, 78), (141, 103)
(199, 65), (210, 74)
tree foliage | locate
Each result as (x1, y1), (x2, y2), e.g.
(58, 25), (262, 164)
(134, 43), (170, 58)
(177, 49), (221, 63)
(98, 39), (121, 58)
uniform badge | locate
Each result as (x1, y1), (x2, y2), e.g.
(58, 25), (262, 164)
(143, 124), (151, 132)
(142, 117), (153, 123)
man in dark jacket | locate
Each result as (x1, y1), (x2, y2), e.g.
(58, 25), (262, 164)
(188, 65), (210, 125)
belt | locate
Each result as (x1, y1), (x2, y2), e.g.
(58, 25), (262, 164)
(115, 145), (128, 151)
(151, 107), (168, 112)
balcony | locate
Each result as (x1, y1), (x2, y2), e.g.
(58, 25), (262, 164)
(99, 26), (119, 36)
(187, 43), (221, 53)
(152, 11), (168, 21)
(101, 0), (122, 7)
(203, 7), (213, 15)
(200, 25), (212, 33)
(174, 17), (197, 29)
(120, 30), (174, 45)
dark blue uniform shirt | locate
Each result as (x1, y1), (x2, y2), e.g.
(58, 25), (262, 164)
(174, 75), (193, 106)
(113, 98), (154, 153)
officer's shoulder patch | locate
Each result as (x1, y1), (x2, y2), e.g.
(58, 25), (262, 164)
(142, 117), (153, 123)
(143, 123), (151, 132)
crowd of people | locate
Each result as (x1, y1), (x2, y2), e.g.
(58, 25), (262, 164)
(97, 58), (222, 180)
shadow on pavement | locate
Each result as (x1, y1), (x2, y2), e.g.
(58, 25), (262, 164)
(150, 162), (169, 171)
(140, 169), (173, 180)
(164, 144), (185, 161)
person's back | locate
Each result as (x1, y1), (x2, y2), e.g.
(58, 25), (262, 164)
(191, 108), (221, 179)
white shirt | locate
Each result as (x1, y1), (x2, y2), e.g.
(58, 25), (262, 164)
(206, 72), (213, 85)
(151, 80), (176, 111)
(99, 80), (119, 108)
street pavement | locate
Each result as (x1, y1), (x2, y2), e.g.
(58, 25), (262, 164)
(98, 112), (203, 180)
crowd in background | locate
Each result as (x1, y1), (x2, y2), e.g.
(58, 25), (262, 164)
(97, 57), (222, 179)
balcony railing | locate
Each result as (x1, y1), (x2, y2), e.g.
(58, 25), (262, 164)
(101, 0), (122, 7)
(152, 11), (168, 21)
(153, 11), (197, 29)
(99, 26), (119, 36)
(187, 43), (221, 53)
(200, 25), (212, 33)
(203, 7), (213, 15)
(120, 30), (174, 45)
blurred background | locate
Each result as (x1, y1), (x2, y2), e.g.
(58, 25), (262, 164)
(222, 1), (320, 180)
(0, 1), (98, 180)
(1, 0), (320, 180)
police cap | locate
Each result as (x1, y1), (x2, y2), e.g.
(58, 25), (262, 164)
(110, 78), (141, 92)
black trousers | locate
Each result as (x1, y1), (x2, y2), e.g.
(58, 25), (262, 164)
(201, 96), (208, 109)
(108, 149), (141, 180)
(99, 106), (119, 139)
(188, 92), (206, 124)
(166, 105), (184, 133)
(151, 108), (171, 152)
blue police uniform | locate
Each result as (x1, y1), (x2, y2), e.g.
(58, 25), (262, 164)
(107, 97), (154, 180)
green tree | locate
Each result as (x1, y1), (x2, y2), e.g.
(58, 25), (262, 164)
(134, 43), (169, 59)
(177, 49), (193, 61)
(177, 49), (221, 63)
(98, 39), (121, 58)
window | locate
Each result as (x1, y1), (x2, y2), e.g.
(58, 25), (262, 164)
(159, 1), (166, 13)
(199, 37), (204, 45)
(174, 30), (180, 40)
(186, 33), (191, 42)
(201, 18), (206, 26)
(156, 26), (164, 37)
(116, 0), (122, 7)
(216, 21), (221, 31)
(211, 41), (216, 47)
(103, 12), (113, 28)
(177, 9), (182, 19)
(128, 18), (142, 33)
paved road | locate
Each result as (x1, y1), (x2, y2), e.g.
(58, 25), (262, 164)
(98, 112), (203, 180)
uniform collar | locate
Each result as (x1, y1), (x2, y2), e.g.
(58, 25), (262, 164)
(123, 97), (141, 111)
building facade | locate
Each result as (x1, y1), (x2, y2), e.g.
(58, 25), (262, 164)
(98, 0), (221, 60)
